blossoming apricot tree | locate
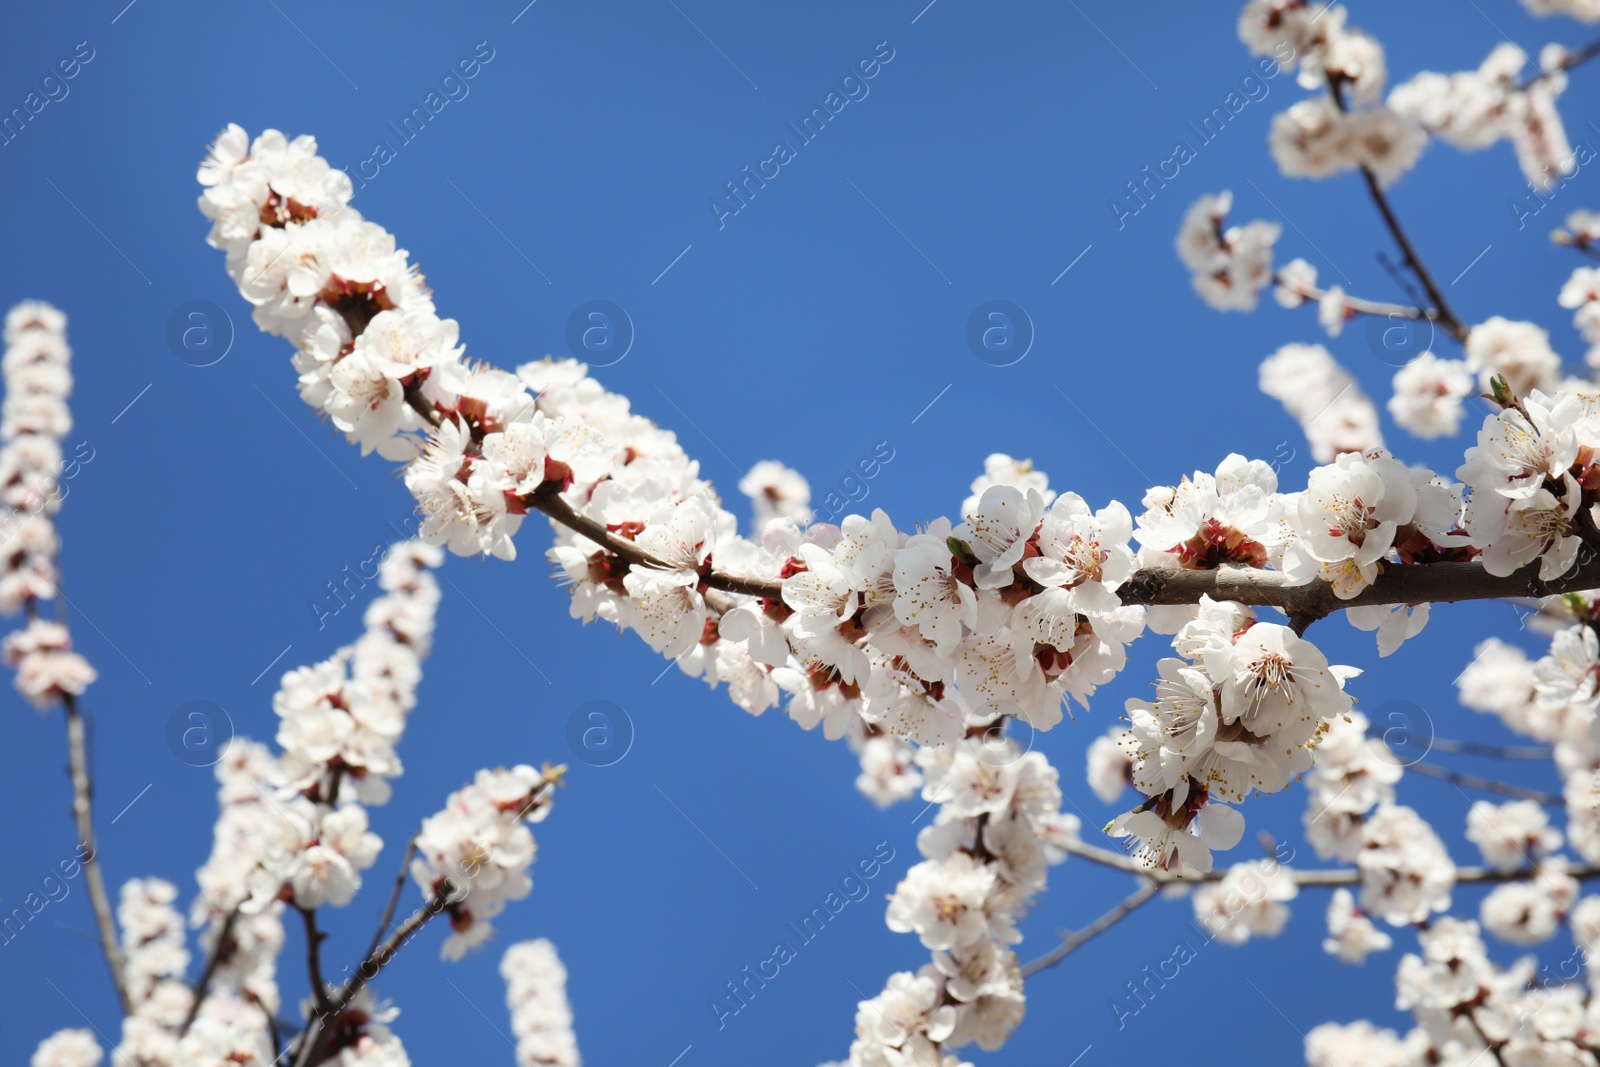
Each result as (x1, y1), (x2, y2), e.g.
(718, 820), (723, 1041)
(20, 2), (1600, 1065)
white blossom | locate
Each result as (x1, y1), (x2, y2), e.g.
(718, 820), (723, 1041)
(1322, 887), (1392, 963)
(501, 939), (580, 1067)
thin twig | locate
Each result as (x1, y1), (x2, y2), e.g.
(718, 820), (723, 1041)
(404, 389), (440, 426)
(1406, 760), (1562, 805)
(297, 905), (335, 1015)
(1353, 162), (1469, 341)
(290, 888), (451, 1067)
(337, 887), (448, 1008)
(527, 486), (780, 598)
(179, 905), (242, 1035)
(1466, 1010), (1509, 1067)
(62, 693), (131, 1016)
(1057, 838), (1596, 886)
(1518, 35), (1600, 91)
(1390, 733), (1552, 760)
(1271, 272), (1437, 322)
(1327, 76), (1469, 342)
(1375, 250), (1429, 310)
(1018, 879), (1161, 978)
(364, 835), (417, 963)
(266, 1003), (283, 1064)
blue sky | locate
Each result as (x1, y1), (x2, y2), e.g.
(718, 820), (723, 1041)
(0, 1), (1596, 1064)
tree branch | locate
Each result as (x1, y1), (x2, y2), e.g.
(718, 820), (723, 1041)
(297, 905), (335, 1016)
(529, 489), (1600, 618)
(363, 834), (417, 963)
(1018, 878), (1161, 978)
(1327, 77), (1469, 342)
(1353, 165), (1469, 341)
(1466, 1011), (1509, 1067)
(1405, 760), (1563, 805)
(528, 473), (1600, 616)
(1519, 35), (1600, 91)
(1390, 734), (1552, 760)
(291, 887), (451, 1067)
(404, 388), (441, 427)
(1057, 838), (1598, 887)
(1022, 842), (1600, 981)
(1271, 272), (1439, 322)
(62, 693), (131, 1016)
(1120, 553), (1600, 613)
(1288, 611), (1319, 637)
(179, 905), (241, 1035)
(335, 886), (447, 1010)
(527, 486), (781, 598)
(403, 347), (1600, 623)
(266, 1003), (283, 1065)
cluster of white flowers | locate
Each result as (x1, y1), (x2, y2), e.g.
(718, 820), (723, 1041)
(1470, 799), (1565, 871)
(1356, 803), (1458, 927)
(185, 738), (285, 1060)
(1272, 257), (1362, 340)
(4, 617), (96, 711)
(1459, 637), (1569, 741)
(0, 302), (94, 710)
(273, 541), (442, 807)
(30, 1030), (102, 1067)
(1308, 455), (1467, 655)
(110, 879), (197, 1066)
(1258, 343), (1383, 462)
(200, 127), (1504, 907)
(739, 460), (812, 527)
(1196, 1), (1600, 482)
(1459, 389), (1600, 581)
(1456, 617), (1600, 875)
(308, 988), (412, 1067)
(1239, 2), (1425, 185)
(1312, 915), (1600, 1064)
(1523, 0), (1600, 19)
(227, 541), (441, 922)
(409, 762), (564, 960)
(1391, 41), (1577, 191)
(854, 733), (923, 808)
(51, 545), (449, 1067)
(1191, 857), (1297, 944)
(1387, 353), (1474, 440)
(1322, 887), (1391, 963)
(1175, 191), (1280, 312)
(1464, 315), (1567, 398)
(200, 128), (961, 792)
(55, 527), (579, 1066)
(202, 125), (1123, 1063)
(1132, 453), (1277, 630)
(1227, 365), (1600, 658)
(500, 940), (580, 1067)
(191, 113), (1600, 1067)
(850, 737), (1078, 1065)
(118, 878), (192, 1011)
(1481, 856), (1577, 944)
(1300, 711), (1401, 862)
(1113, 598), (1358, 872)
(1299, 711), (1457, 929)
